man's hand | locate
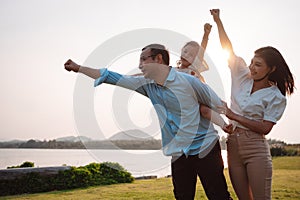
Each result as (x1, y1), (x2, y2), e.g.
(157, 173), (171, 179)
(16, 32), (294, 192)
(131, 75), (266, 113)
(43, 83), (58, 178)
(204, 23), (212, 35)
(64, 59), (80, 72)
(222, 123), (233, 134)
(210, 9), (220, 22)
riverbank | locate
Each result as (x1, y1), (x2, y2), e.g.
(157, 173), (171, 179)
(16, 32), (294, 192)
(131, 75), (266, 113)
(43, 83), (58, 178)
(1, 157), (299, 200)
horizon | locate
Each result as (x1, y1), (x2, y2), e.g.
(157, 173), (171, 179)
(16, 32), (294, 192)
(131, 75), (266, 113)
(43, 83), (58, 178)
(1, 133), (298, 145)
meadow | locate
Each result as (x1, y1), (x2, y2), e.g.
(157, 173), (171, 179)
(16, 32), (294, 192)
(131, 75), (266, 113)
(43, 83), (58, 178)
(1, 157), (299, 200)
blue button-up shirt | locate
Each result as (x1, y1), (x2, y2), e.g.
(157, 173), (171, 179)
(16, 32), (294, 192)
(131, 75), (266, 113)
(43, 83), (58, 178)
(95, 67), (222, 157)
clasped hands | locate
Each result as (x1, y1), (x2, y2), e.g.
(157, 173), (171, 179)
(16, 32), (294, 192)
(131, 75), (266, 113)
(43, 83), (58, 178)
(218, 101), (234, 134)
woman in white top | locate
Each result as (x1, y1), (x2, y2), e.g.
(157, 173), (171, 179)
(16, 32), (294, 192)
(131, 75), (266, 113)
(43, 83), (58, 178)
(210, 9), (295, 200)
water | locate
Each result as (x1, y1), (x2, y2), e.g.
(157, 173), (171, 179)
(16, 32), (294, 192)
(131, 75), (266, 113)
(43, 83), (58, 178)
(0, 149), (227, 177)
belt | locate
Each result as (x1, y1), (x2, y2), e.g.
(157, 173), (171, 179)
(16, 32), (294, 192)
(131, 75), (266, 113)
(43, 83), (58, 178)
(233, 127), (265, 138)
(234, 127), (249, 132)
(171, 153), (199, 159)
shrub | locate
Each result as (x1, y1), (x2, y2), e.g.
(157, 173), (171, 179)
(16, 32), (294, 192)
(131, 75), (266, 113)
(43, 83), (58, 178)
(55, 167), (92, 189)
(271, 146), (299, 157)
(7, 161), (34, 169)
(100, 162), (134, 184)
(271, 147), (287, 156)
(0, 162), (134, 196)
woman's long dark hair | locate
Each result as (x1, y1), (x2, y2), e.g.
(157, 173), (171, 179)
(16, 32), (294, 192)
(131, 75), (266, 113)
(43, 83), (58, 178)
(255, 46), (295, 96)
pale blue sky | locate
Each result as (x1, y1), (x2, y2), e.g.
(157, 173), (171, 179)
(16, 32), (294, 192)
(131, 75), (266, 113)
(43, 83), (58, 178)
(0, 0), (299, 143)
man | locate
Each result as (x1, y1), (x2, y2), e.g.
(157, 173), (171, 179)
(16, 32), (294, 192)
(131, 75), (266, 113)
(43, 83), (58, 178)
(65, 44), (232, 200)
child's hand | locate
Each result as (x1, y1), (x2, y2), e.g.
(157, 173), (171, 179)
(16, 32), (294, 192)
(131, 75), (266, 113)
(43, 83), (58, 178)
(204, 23), (212, 35)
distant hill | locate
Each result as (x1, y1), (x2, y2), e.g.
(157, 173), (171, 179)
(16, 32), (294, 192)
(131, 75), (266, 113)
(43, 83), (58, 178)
(56, 136), (92, 142)
(109, 130), (156, 141)
(4, 139), (25, 143)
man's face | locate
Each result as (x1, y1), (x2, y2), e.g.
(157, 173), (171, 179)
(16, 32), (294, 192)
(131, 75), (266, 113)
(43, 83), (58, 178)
(139, 48), (158, 79)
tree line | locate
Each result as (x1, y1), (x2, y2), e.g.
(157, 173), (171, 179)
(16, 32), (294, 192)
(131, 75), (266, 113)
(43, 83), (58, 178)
(0, 137), (299, 155)
(0, 139), (162, 150)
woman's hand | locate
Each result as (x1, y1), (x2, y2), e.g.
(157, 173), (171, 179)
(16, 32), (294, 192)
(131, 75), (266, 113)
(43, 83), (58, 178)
(210, 9), (220, 22)
(217, 101), (236, 120)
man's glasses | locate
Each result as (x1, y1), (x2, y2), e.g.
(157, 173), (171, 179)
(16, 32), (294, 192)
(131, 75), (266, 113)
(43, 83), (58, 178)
(140, 54), (156, 62)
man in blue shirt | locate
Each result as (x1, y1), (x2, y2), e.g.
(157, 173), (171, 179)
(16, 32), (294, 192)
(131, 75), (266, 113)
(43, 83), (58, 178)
(65, 44), (232, 200)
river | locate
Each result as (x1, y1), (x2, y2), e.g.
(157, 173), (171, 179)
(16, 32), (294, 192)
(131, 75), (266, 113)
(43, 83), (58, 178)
(0, 149), (227, 177)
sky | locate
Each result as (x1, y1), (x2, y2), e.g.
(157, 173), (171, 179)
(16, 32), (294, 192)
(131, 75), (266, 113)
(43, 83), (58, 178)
(0, 0), (299, 144)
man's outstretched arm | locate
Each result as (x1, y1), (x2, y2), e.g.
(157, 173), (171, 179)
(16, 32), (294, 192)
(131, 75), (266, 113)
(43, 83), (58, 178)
(64, 59), (100, 79)
(64, 59), (148, 96)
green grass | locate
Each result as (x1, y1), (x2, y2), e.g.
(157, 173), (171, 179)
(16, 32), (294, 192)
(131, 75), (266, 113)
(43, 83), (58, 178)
(1, 157), (299, 200)
(272, 156), (300, 199)
(273, 156), (300, 170)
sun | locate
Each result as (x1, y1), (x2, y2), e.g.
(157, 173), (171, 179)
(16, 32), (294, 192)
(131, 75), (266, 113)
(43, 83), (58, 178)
(222, 49), (230, 61)
(214, 48), (230, 62)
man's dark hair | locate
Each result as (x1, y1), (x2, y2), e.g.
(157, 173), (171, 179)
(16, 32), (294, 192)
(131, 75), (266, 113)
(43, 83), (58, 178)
(142, 44), (170, 65)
